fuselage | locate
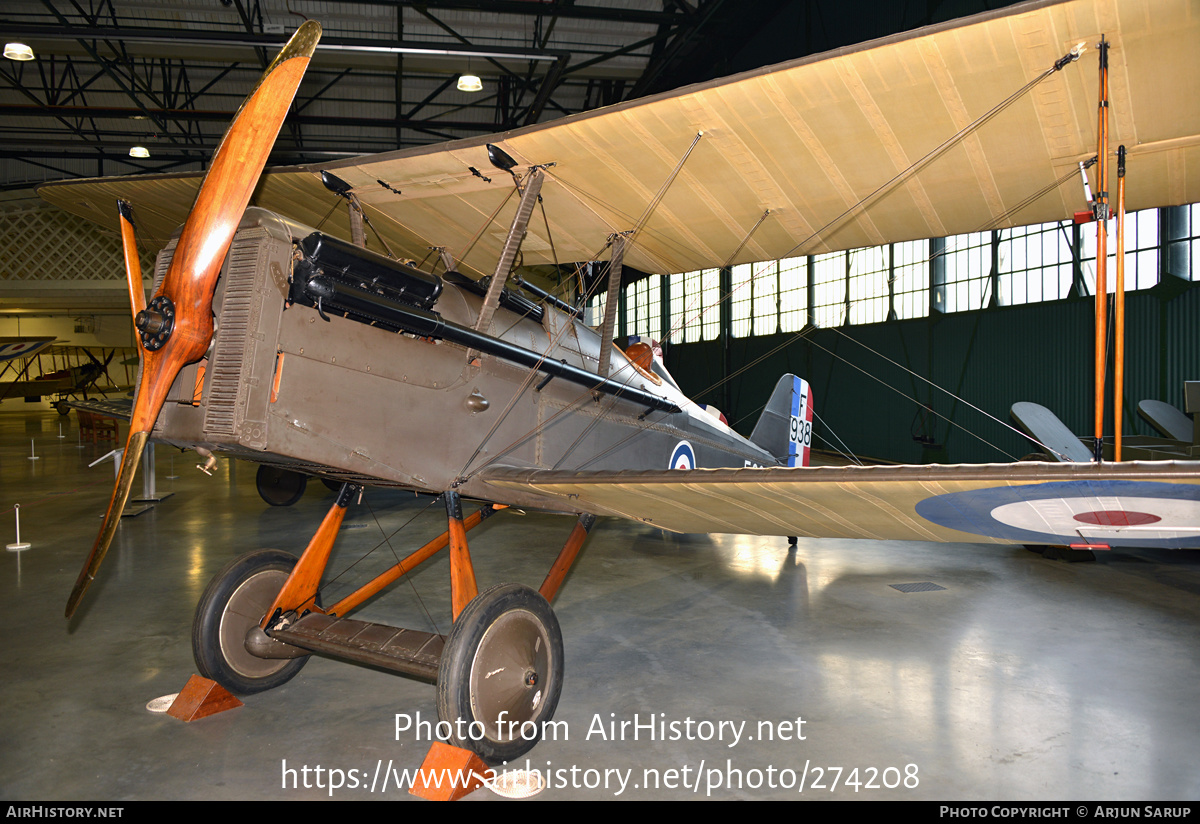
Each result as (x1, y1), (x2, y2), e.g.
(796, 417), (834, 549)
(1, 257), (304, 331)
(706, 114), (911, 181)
(151, 208), (775, 511)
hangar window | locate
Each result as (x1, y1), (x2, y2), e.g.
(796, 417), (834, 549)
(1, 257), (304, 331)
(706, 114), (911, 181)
(647, 202), (1194, 343)
(811, 251), (847, 327)
(998, 221), (1073, 305)
(1188, 204), (1200, 281)
(892, 239), (929, 319)
(625, 275), (662, 340)
(1121, 208), (1160, 290)
(848, 246), (888, 324)
(753, 261), (780, 336)
(587, 291), (606, 328)
(669, 268), (720, 343)
(730, 262), (754, 338)
(935, 231), (992, 312)
(778, 255), (809, 332)
(731, 261), (780, 338)
(700, 268), (721, 341)
(1080, 208), (1160, 292)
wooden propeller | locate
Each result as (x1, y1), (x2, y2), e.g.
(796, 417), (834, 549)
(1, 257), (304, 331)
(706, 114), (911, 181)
(66, 21), (322, 618)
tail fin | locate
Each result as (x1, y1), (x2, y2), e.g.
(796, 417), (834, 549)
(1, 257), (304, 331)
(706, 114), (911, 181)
(749, 374), (813, 467)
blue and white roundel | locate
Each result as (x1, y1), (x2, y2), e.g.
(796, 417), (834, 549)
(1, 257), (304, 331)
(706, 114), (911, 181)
(669, 440), (696, 470)
(915, 481), (1200, 549)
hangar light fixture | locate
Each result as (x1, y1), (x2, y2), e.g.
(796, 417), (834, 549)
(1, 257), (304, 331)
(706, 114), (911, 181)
(129, 146), (150, 159)
(457, 73), (482, 93)
(4, 42), (34, 61)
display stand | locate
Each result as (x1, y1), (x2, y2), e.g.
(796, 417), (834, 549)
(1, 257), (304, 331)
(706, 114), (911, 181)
(133, 442), (174, 505)
(89, 449), (151, 517)
(6, 503), (30, 551)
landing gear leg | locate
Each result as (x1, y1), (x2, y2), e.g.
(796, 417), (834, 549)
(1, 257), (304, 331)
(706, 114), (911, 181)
(434, 490), (574, 763)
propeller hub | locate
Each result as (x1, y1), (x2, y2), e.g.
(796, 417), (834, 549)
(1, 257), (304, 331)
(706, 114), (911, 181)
(136, 296), (175, 351)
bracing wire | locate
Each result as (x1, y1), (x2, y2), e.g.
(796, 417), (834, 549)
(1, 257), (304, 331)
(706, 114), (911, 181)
(801, 334), (1021, 460)
(456, 46), (1089, 476)
(822, 326), (1072, 460)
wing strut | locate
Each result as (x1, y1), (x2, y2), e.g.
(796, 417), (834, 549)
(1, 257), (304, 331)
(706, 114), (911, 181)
(1092, 36), (1110, 462)
(595, 232), (627, 378)
(473, 168), (546, 338)
(1113, 143), (1127, 461)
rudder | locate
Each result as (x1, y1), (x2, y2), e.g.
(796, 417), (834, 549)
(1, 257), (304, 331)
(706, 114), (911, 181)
(749, 374), (813, 467)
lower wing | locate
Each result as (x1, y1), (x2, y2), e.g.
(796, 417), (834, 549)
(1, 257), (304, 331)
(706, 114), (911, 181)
(480, 461), (1200, 550)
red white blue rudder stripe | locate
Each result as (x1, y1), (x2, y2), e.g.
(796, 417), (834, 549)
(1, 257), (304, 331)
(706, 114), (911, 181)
(789, 377), (812, 468)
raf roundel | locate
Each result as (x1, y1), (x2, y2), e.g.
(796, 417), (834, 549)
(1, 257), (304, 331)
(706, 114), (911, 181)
(669, 440), (696, 470)
(915, 481), (1200, 549)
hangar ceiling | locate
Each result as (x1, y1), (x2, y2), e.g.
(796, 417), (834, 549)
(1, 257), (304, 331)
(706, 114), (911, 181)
(0, 0), (1029, 189)
(0, 0), (1023, 315)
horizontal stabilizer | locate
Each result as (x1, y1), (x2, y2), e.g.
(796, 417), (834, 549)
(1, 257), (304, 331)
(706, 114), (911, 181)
(1138, 400), (1193, 443)
(1010, 402), (1092, 462)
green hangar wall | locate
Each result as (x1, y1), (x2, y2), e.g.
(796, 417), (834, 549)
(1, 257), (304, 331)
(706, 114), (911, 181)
(663, 281), (1200, 466)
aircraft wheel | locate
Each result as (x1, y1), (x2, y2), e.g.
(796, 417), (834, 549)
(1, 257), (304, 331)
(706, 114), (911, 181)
(193, 549), (310, 695)
(256, 464), (307, 506)
(54, 401), (70, 416)
(436, 583), (563, 763)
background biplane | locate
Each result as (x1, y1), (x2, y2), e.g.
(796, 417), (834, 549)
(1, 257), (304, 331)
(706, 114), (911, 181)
(38, 0), (1200, 763)
(0, 339), (132, 411)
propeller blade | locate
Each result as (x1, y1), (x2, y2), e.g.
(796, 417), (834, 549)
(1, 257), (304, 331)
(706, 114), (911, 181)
(65, 432), (148, 615)
(117, 199), (147, 326)
(66, 21), (322, 619)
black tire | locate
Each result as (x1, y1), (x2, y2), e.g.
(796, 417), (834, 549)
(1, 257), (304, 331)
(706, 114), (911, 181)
(193, 549), (310, 695)
(54, 401), (70, 416)
(256, 464), (307, 506)
(321, 478), (342, 493)
(436, 583), (563, 763)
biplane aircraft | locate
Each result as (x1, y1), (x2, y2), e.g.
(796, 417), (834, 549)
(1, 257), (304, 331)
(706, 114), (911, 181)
(0, 339), (121, 410)
(39, 0), (1200, 764)
(0, 336), (56, 388)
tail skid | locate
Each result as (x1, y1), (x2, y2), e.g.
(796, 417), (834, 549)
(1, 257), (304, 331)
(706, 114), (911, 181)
(749, 374), (813, 467)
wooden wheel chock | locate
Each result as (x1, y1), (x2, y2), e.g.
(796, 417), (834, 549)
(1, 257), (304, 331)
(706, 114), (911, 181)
(167, 674), (243, 721)
(409, 742), (489, 801)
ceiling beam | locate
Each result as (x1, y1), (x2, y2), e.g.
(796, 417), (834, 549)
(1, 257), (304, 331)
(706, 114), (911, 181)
(0, 104), (513, 132)
(364, 1), (683, 26)
(5, 24), (568, 64)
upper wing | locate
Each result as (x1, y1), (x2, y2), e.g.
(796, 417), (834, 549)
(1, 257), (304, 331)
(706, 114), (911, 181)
(479, 461), (1200, 550)
(0, 337), (59, 398)
(0, 337), (55, 363)
(39, 0), (1200, 277)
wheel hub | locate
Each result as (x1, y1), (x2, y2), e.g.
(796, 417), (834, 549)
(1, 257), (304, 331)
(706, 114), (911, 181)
(136, 295), (175, 351)
(469, 609), (552, 743)
(219, 569), (293, 679)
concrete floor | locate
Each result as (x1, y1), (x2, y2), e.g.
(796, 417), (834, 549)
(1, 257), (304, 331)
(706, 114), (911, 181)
(2, 406), (1199, 801)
